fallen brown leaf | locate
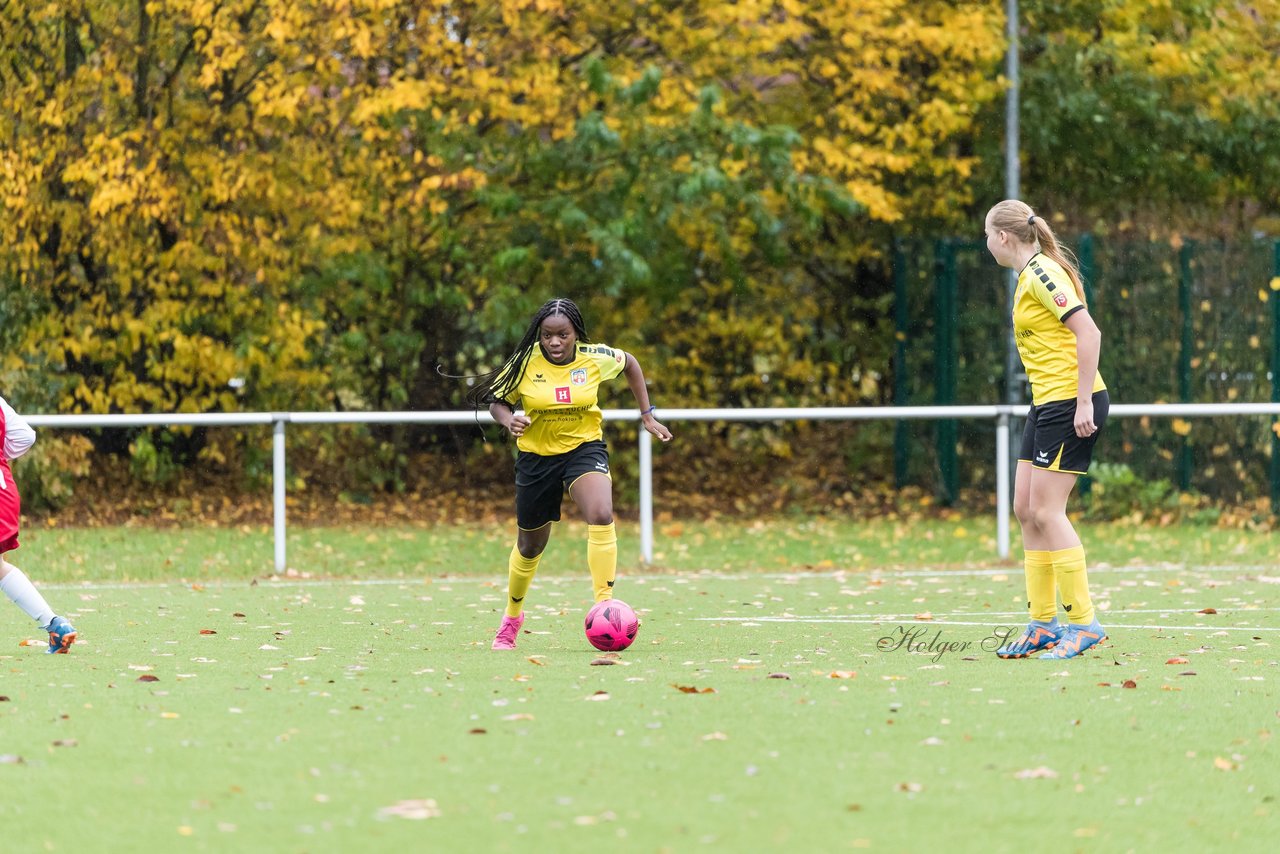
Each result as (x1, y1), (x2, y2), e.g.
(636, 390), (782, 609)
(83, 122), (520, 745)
(1122, 679), (1138, 689)
(1166, 657), (1189, 665)
(137, 675), (160, 683)
(199, 629), (217, 635)
(672, 684), (716, 694)
(589, 658), (617, 666)
(1198, 608), (1217, 614)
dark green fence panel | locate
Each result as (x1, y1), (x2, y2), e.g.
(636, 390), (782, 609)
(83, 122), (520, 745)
(892, 235), (1279, 507)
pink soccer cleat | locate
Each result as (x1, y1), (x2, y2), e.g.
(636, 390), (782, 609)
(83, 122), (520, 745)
(491, 613), (525, 650)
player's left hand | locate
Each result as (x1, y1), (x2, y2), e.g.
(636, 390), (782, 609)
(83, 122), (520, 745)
(643, 414), (673, 443)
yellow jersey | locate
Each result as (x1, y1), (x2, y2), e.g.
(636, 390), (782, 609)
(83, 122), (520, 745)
(1014, 253), (1107, 405)
(502, 342), (628, 455)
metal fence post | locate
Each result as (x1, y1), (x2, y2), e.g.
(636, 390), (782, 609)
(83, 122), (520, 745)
(996, 410), (1011, 559)
(1077, 233), (1095, 500)
(1178, 242), (1195, 490)
(1078, 232), (1095, 306)
(273, 416), (288, 574)
(638, 424), (653, 564)
(893, 238), (910, 487)
(935, 240), (958, 504)
(1272, 240), (1280, 512)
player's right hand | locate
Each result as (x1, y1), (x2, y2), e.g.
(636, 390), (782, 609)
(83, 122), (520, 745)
(506, 414), (531, 437)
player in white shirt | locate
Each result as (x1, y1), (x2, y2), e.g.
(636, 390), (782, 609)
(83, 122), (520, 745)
(0, 396), (78, 652)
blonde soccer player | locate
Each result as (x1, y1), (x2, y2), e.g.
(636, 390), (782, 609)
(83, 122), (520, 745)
(0, 395), (78, 653)
(984, 200), (1109, 660)
(465, 298), (672, 650)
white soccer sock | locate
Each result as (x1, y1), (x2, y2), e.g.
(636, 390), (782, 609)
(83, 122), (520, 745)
(0, 564), (56, 629)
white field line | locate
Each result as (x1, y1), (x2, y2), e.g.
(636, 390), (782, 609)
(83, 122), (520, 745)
(38, 562), (1280, 592)
(875, 564), (1280, 578)
(696, 616), (1280, 633)
(713, 608), (1280, 618)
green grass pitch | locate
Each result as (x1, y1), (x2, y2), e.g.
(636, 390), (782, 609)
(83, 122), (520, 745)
(2, 523), (1277, 852)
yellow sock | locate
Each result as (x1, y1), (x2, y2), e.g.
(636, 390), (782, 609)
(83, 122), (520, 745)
(1051, 545), (1095, 625)
(587, 523), (617, 603)
(1024, 549), (1057, 622)
(505, 546), (542, 618)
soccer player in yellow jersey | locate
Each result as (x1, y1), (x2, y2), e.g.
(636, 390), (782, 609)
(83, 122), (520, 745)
(984, 200), (1109, 660)
(465, 298), (672, 650)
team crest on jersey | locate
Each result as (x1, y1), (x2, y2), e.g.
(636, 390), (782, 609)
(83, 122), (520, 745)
(570, 368), (587, 386)
(1053, 293), (1068, 307)
(555, 387), (572, 403)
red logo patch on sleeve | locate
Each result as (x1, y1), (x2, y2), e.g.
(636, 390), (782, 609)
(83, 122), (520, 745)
(1053, 293), (1069, 307)
(555, 387), (572, 403)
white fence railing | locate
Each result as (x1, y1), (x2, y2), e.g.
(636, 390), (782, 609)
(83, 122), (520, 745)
(25, 403), (1280, 571)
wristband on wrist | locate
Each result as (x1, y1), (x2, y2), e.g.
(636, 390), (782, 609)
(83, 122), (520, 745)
(641, 405), (656, 416)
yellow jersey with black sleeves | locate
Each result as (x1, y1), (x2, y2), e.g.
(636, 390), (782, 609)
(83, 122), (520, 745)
(1014, 253), (1107, 406)
(502, 343), (628, 455)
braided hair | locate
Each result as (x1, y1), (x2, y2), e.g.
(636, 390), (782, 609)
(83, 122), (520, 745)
(465, 298), (589, 407)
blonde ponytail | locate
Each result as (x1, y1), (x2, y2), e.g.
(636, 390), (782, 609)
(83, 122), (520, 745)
(987, 200), (1086, 305)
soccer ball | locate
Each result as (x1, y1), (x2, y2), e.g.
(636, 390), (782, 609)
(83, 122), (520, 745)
(584, 599), (639, 652)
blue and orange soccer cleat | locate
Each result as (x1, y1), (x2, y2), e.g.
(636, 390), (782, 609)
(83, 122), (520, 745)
(46, 615), (77, 654)
(996, 620), (1063, 659)
(491, 613), (525, 650)
(1040, 620), (1106, 660)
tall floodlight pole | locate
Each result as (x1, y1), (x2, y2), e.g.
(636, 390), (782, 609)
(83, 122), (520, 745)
(1005, 0), (1021, 409)
(997, 0), (1021, 559)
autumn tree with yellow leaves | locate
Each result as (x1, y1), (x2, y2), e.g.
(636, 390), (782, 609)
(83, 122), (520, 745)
(3, 1), (1277, 502)
(1, 1), (1004, 460)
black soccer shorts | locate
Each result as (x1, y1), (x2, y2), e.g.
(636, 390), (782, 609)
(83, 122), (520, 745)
(1018, 390), (1110, 475)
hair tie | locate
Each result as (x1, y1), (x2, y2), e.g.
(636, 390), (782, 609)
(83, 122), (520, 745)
(1027, 215), (1036, 225)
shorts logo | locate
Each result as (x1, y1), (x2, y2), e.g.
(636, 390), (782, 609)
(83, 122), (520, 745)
(570, 368), (587, 386)
(1053, 293), (1068, 307)
(555, 386), (572, 403)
